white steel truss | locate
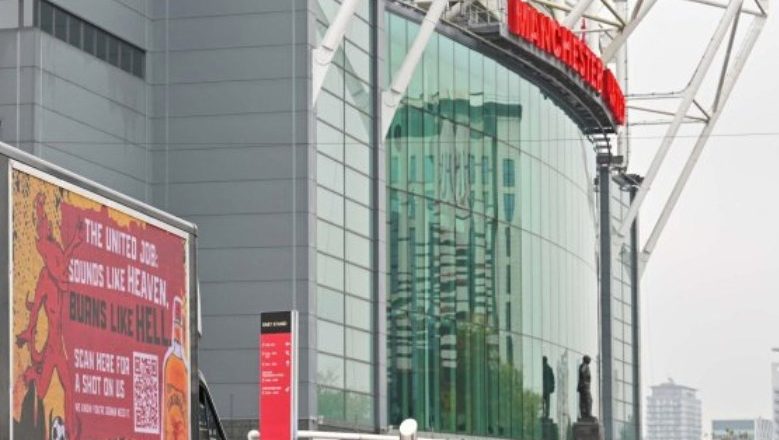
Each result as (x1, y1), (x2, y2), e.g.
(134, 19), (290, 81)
(613, 0), (769, 278)
(312, 0), (364, 104)
(354, 0), (768, 278)
(381, 0), (450, 137)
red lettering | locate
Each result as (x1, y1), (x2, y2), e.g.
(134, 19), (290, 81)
(593, 58), (603, 91)
(508, 0), (519, 34)
(530, 10), (540, 45)
(553, 27), (563, 58)
(571, 40), (580, 75)
(542, 16), (555, 54)
(507, 0), (625, 125)
(562, 30), (572, 66)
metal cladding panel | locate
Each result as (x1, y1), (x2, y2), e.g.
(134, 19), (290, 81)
(147, 0), (316, 430)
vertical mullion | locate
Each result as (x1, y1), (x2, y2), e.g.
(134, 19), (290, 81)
(340, 60), (348, 419)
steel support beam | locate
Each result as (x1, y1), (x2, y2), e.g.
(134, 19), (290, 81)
(530, 0), (624, 27)
(562, 0), (597, 28)
(683, 0), (763, 16)
(626, 105), (709, 122)
(381, 0), (449, 138)
(602, 0), (659, 62)
(312, 0), (363, 104)
(615, 0), (628, 161)
(639, 8), (766, 277)
(628, 184), (642, 440)
(445, 0), (476, 21)
(600, 0), (627, 26)
(597, 158), (613, 440)
(615, 0), (744, 242)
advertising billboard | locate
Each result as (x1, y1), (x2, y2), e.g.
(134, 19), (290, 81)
(10, 162), (191, 440)
(259, 311), (297, 440)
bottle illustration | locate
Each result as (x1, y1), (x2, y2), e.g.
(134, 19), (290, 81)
(163, 297), (189, 440)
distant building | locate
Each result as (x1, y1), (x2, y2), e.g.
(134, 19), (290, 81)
(712, 419), (773, 440)
(646, 380), (702, 440)
(772, 354), (779, 440)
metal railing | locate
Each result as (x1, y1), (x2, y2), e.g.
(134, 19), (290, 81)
(248, 419), (426, 440)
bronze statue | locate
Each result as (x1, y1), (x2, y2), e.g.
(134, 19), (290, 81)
(542, 356), (555, 419)
(577, 355), (594, 420)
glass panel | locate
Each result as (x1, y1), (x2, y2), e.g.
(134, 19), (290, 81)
(53, 7), (67, 40)
(345, 264), (370, 299)
(120, 43), (132, 73)
(438, 36), (454, 119)
(83, 24), (96, 55)
(345, 328), (371, 362)
(346, 17), (371, 52)
(317, 353), (344, 388)
(345, 104), (371, 144)
(318, 387), (345, 420)
(67, 15), (81, 47)
(40, 2), (54, 34)
(317, 252), (344, 291)
(345, 360), (371, 393)
(318, 91), (344, 130)
(317, 320), (344, 355)
(344, 41), (370, 83)
(95, 29), (107, 61)
(133, 48), (145, 78)
(344, 139), (370, 173)
(345, 168), (370, 205)
(107, 35), (120, 66)
(317, 286), (344, 323)
(345, 392), (373, 425)
(317, 186), (344, 226)
(317, 119), (344, 162)
(453, 42), (469, 124)
(317, 153), (344, 194)
(345, 232), (370, 266)
(345, 200), (370, 236)
(318, 220), (343, 262)
(345, 73), (371, 113)
(323, 64), (344, 96)
(345, 296), (371, 330)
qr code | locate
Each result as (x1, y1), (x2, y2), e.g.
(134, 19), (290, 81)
(133, 352), (160, 434)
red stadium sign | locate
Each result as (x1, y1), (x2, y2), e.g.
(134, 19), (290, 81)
(259, 311), (297, 440)
(507, 0), (626, 125)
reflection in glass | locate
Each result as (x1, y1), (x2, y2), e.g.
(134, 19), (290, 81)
(386, 10), (599, 440)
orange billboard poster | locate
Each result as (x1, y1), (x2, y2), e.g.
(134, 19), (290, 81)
(10, 163), (191, 440)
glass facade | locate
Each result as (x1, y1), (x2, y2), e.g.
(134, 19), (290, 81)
(610, 183), (639, 440)
(385, 11), (599, 440)
(314, 0), (376, 427)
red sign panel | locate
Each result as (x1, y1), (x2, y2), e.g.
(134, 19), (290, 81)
(10, 163), (191, 440)
(507, 0), (626, 125)
(259, 311), (297, 440)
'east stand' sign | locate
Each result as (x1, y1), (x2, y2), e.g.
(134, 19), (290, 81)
(259, 311), (298, 440)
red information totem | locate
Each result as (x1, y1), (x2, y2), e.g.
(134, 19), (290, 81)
(259, 311), (298, 440)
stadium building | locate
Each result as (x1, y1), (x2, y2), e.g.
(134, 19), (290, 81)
(0, 0), (648, 439)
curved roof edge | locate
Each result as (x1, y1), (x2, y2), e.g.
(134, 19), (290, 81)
(386, 1), (618, 136)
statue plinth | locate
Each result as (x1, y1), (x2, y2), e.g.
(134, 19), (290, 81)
(538, 417), (560, 440)
(573, 418), (603, 440)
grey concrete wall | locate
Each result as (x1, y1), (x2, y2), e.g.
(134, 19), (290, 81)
(0, 0), (331, 433)
(148, 0), (316, 430)
(0, 0), (153, 202)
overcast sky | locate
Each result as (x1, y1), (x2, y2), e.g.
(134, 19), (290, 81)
(623, 0), (779, 435)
